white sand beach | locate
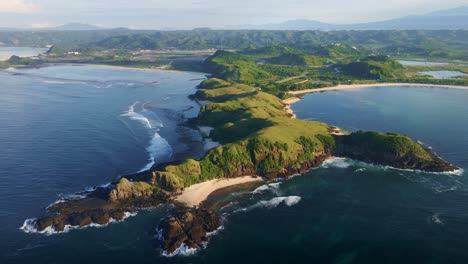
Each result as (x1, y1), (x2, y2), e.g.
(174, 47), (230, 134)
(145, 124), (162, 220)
(176, 176), (263, 207)
(289, 83), (468, 95)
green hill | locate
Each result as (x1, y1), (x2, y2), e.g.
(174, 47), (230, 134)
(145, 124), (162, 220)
(341, 55), (404, 80)
(203, 50), (271, 83)
(267, 52), (318, 66)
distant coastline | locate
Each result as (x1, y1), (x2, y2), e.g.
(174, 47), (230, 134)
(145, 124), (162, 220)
(289, 82), (468, 96)
(80, 63), (207, 75)
(283, 82), (468, 115)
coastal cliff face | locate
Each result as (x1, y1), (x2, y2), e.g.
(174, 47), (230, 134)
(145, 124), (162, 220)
(27, 50), (459, 257)
(333, 131), (457, 172)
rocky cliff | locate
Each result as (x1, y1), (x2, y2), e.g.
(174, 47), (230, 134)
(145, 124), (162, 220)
(333, 131), (458, 172)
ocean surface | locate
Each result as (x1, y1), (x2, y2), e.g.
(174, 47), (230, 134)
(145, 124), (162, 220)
(2, 68), (468, 264)
(0, 64), (205, 263)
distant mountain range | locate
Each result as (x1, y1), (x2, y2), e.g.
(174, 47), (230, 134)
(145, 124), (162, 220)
(0, 23), (109, 32)
(48, 23), (105, 31)
(0, 6), (467, 32)
(232, 6), (468, 30)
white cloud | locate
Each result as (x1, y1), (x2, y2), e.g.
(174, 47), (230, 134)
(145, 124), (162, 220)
(0, 0), (35, 13)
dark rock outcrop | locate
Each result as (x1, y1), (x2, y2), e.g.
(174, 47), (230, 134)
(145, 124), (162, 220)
(32, 187), (170, 232)
(34, 208), (130, 231)
(158, 207), (221, 254)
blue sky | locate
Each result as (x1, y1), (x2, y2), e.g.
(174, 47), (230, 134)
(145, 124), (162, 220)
(0, 0), (467, 29)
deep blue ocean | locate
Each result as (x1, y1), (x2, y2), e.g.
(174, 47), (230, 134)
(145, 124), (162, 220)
(1, 66), (468, 264)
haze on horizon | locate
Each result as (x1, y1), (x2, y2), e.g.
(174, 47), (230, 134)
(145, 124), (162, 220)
(0, 0), (467, 29)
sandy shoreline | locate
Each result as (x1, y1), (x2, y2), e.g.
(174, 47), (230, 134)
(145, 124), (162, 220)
(45, 62), (209, 75)
(282, 97), (302, 119)
(176, 176), (264, 207)
(289, 82), (468, 95)
(81, 63), (196, 73)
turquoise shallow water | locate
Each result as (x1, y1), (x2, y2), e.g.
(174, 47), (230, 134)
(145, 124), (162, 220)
(2, 72), (468, 263)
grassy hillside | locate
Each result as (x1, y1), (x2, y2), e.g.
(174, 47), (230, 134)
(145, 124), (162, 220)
(341, 55), (404, 80)
(267, 52), (316, 66)
(198, 78), (231, 89)
(113, 81), (334, 193)
(203, 50), (271, 83)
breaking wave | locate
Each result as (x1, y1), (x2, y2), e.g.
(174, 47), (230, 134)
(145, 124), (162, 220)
(236, 196), (302, 213)
(140, 133), (173, 172)
(121, 102), (162, 129)
(252, 182), (282, 195)
(321, 157), (353, 169)
(121, 102), (173, 172)
(252, 196), (302, 209)
(161, 243), (198, 257)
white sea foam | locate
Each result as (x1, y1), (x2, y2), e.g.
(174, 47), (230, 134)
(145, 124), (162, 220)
(417, 140), (433, 150)
(435, 186), (460, 193)
(236, 196), (302, 213)
(206, 225), (224, 237)
(383, 166), (465, 176)
(20, 212), (137, 235)
(121, 102), (153, 128)
(84, 182), (112, 192)
(252, 182), (282, 195)
(253, 196), (302, 209)
(159, 226), (224, 258)
(321, 157), (353, 169)
(161, 243), (199, 257)
(120, 102), (173, 172)
(156, 227), (199, 257)
(139, 132), (173, 172)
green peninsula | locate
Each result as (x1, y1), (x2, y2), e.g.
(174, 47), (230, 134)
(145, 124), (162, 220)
(31, 49), (458, 255)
